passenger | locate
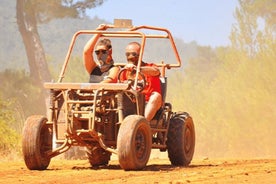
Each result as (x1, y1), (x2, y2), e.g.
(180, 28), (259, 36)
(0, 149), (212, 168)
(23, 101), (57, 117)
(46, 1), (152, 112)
(123, 42), (162, 121)
(83, 24), (119, 83)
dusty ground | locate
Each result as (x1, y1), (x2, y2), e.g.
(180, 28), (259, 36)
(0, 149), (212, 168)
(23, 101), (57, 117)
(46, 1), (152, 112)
(0, 154), (275, 184)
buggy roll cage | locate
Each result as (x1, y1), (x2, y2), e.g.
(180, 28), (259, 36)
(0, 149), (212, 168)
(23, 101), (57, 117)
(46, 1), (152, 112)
(57, 19), (182, 89)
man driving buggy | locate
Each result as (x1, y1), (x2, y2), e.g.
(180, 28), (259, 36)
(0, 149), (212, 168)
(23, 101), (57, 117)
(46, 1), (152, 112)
(122, 42), (163, 121)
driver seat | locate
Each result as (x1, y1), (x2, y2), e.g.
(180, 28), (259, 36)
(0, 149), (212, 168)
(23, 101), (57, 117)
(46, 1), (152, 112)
(159, 77), (167, 102)
(151, 76), (167, 122)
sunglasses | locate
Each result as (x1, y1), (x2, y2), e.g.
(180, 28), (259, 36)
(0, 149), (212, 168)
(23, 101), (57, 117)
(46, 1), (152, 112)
(95, 49), (107, 55)
(125, 52), (139, 57)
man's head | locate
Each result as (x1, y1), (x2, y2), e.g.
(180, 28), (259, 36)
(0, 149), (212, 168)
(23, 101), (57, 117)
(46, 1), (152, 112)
(95, 39), (113, 71)
(125, 42), (140, 65)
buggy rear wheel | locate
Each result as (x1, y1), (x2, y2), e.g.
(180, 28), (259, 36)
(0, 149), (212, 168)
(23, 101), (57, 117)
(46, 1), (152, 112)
(86, 146), (111, 167)
(167, 112), (195, 166)
(22, 115), (52, 170)
(117, 115), (152, 170)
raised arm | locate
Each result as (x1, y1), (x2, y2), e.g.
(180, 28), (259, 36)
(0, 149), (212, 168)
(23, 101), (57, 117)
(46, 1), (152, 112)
(83, 24), (108, 74)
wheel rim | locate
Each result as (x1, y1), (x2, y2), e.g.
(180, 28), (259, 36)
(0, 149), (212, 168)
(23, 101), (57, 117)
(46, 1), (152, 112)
(135, 128), (147, 160)
(184, 127), (192, 153)
(40, 124), (52, 157)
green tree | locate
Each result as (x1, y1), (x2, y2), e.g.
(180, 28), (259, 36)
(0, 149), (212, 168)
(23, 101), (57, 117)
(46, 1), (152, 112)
(0, 70), (44, 130)
(0, 95), (20, 156)
(168, 0), (276, 156)
(230, 0), (275, 57)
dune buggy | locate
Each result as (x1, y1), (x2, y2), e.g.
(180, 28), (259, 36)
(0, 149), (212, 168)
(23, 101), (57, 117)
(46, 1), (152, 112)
(22, 19), (195, 170)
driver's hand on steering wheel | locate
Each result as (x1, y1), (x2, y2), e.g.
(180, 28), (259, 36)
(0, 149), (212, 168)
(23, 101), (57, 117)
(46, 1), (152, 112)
(124, 63), (136, 71)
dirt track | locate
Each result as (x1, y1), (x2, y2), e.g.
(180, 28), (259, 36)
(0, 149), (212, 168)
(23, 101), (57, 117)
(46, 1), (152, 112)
(0, 156), (275, 184)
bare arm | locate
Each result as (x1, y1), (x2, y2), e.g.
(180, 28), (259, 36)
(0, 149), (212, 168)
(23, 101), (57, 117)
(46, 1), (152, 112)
(83, 35), (100, 74)
(140, 66), (160, 76)
(83, 24), (108, 74)
(125, 63), (160, 77)
(100, 66), (120, 83)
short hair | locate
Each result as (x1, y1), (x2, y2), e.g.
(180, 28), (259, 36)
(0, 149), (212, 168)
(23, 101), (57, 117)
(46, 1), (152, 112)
(96, 38), (112, 49)
(128, 41), (140, 48)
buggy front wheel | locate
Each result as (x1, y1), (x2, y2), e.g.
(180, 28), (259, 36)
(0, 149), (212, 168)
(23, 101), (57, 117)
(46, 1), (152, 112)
(22, 115), (53, 170)
(117, 115), (152, 170)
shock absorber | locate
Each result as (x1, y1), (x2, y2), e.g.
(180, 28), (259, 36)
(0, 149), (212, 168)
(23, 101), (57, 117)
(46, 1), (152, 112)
(116, 92), (124, 123)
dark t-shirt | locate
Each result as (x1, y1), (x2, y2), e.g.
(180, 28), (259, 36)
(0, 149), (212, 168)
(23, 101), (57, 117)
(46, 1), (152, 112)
(89, 65), (114, 83)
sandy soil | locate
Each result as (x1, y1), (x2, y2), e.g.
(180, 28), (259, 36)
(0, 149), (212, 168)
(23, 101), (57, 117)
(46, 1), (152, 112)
(0, 155), (275, 184)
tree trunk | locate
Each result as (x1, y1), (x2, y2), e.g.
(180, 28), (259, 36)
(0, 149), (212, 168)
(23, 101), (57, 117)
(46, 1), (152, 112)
(16, 0), (51, 113)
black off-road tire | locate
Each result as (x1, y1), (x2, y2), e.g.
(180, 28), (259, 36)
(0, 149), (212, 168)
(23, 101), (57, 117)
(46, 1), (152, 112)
(22, 115), (53, 170)
(86, 146), (111, 167)
(167, 112), (195, 166)
(117, 115), (152, 170)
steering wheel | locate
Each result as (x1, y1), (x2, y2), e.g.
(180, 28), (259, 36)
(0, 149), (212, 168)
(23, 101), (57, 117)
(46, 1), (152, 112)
(117, 68), (146, 92)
